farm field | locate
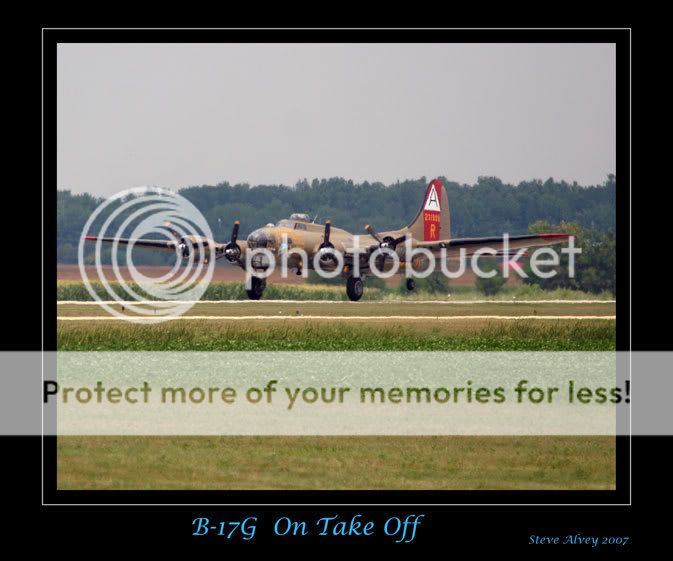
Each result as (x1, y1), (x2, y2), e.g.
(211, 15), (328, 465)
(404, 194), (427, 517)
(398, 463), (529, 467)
(59, 264), (524, 287)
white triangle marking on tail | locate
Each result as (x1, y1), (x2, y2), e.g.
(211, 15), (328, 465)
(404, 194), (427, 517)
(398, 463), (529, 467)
(424, 184), (441, 211)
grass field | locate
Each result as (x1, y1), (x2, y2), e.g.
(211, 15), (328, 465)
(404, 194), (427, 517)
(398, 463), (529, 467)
(57, 280), (616, 302)
(57, 436), (615, 490)
(57, 299), (617, 490)
(58, 318), (615, 351)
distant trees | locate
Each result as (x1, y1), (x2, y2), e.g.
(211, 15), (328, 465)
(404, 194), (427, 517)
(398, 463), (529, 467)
(524, 220), (616, 295)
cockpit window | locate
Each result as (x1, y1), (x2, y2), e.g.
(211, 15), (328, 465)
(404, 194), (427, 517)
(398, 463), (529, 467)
(294, 223), (307, 231)
(290, 213), (312, 222)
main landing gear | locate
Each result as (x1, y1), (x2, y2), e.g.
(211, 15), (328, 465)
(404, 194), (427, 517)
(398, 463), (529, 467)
(346, 276), (364, 301)
(246, 276), (267, 300)
(406, 278), (416, 291)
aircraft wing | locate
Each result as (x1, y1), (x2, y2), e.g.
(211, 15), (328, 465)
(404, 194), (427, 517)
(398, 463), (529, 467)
(83, 236), (177, 251)
(416, 233), (571, 257)
(84, 235), (246, 267)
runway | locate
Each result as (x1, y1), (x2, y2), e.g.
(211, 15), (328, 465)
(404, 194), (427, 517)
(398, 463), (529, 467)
(57, 298), (616, 353)
(56, 299), (616, 321)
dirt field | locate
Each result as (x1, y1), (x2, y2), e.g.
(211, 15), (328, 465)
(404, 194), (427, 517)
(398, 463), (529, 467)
(58, 264), (306, 284)
(58, 264), (523, 287)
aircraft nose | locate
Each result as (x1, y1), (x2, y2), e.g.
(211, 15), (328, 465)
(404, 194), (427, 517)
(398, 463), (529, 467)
(247, 228), (274, 249)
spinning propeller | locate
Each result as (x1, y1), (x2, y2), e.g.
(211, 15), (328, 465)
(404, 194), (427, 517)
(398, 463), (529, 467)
(222, 220), (242, 262)
(317, 220), (336, 262)
(364, 224), (407, 251)
(364, 224), (408, 268)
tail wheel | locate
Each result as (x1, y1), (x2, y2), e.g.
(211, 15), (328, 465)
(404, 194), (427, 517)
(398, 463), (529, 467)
(406, 278), (416, 291)
(346, 276), (364, 301)
(246, 276), (266, 300)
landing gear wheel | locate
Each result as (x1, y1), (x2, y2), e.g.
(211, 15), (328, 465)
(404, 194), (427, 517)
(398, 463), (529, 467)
(246, 276), (266, 300)
(346, 276), (364, 301)
(406, 278), (416, 291)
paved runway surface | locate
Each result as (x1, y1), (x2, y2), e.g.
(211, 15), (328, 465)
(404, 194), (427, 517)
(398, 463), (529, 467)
(57, 299), (616, 322)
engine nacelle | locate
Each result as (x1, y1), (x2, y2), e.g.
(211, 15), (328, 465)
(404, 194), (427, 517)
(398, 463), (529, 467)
(176, 235), (215, 262)
(317, 244), (336, 263)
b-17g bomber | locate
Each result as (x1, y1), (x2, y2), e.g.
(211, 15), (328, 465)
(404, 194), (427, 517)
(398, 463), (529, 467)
(85, 179), (569, 301)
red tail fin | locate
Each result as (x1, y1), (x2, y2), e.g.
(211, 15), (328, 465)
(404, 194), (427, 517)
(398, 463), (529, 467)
(407, 179), (450, 241)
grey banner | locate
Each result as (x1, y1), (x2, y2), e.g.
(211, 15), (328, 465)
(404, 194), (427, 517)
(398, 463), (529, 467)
(0, 351), (668, 435)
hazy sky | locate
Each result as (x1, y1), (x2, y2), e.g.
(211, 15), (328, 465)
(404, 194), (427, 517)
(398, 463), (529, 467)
(57, 43), (615, 196)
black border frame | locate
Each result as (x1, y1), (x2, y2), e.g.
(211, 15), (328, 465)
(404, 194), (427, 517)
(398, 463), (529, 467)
(43, 28), (631, 507)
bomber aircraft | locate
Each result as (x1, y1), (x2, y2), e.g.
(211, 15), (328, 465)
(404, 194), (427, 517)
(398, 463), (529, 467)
(85, 179), (570, 301)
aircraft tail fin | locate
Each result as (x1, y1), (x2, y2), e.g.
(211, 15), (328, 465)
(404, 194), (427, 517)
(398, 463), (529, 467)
(406, 178), (450, 242)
